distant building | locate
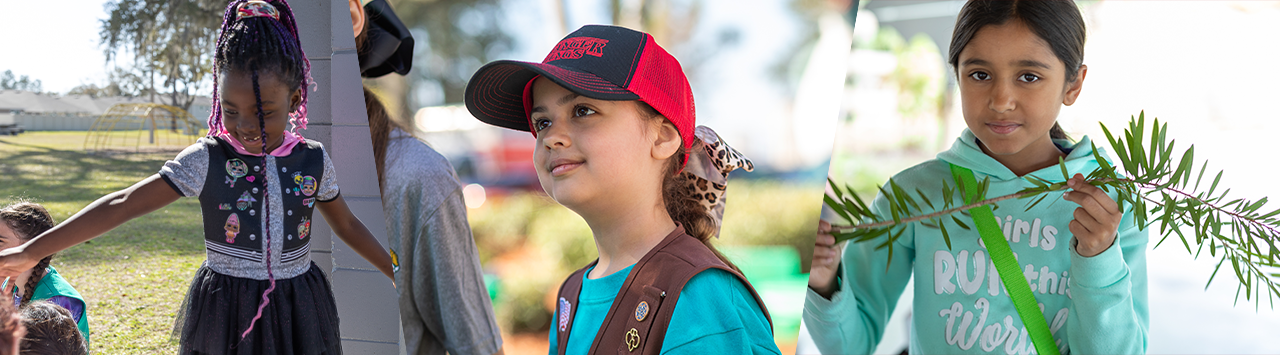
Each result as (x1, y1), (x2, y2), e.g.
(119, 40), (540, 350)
(0, 90), (212, 131)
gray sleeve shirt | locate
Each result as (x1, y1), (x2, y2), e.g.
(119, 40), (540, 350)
(382, 129), (503, 355)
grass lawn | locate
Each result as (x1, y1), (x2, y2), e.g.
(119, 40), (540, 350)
(1, 131), (204, 353)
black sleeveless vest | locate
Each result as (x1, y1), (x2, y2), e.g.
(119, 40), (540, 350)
(197, 137), (325, 265)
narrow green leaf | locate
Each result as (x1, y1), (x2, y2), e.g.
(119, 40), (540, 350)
(952, 215), (971, 230)
(1059, 155), (1070, 181)
(1025, 193), (1050, 212)
(824, 194), (855, 223)
(1174, 145), (1194, 188)
(917, 188), (935, 210)
(1208, 170), (1224, 197)
(940, 224), (953, 250)
(828, 177), (843, 199)
(1194, 160), (1209, 191)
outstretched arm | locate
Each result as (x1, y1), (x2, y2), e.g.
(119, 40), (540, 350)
(0, 174), (181, 276)
(317, 195), (394, 280)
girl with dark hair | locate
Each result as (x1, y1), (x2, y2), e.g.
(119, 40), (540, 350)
(806, 0), (1147, 354)
(0, 203), (88, 344)
(0, 1), (394, 354)
(348, 1), (504, 354)
(19, 300), (88, 355)
(465, 25), (777, 354)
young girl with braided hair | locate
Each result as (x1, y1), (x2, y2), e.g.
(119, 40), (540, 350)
(465, 25), (778, 354)
(0, 1), (393, 353)
(0, 202), (87, 344)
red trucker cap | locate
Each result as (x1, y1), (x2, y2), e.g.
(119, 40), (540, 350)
(463, 24), (695, 166)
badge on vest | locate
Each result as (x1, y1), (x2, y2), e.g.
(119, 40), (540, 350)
(226, 159), (248, 187)
(291, 172), (317, 197)
(236, 191), (257, 211)
(635, 301), (649, 322)
(625, 328), (640, 352)
(224, 213), (240, 243)
(558, 297), (571, 332)
(298, 217), (311, 239)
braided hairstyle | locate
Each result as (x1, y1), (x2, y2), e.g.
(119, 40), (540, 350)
(208, 0), (310, 340)
(0, 202), (56, 305)
(208, 0), (311, 137)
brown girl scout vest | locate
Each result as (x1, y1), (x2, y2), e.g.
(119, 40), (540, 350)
(554, 225), (773, 355)
(198, 137), (324, 267)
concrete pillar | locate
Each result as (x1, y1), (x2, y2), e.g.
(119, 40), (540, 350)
(294, 1), (400, 353)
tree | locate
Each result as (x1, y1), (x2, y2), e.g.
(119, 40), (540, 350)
(0, 70), (42, 93)
(66, 67), (149, 99)
(385, 0), (707, 109)
(99, 0), (223, 112)
(388, 0), (514, 107)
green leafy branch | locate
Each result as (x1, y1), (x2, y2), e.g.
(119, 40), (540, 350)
(824, 111), (1280, 306)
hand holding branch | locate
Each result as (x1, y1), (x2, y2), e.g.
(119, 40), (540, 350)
(809, 220), (842, 298)
(1063, 173), (1122, 257)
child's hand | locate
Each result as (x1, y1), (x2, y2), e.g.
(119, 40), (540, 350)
(809, 220), (843, 298)
(1063, 173), (1121, 257)
(0, 247), (37, 278)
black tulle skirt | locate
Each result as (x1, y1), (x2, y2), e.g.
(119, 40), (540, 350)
(173, 262), (342, 355)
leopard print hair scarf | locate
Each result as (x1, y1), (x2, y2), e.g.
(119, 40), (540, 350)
(680, 126), (754, 238)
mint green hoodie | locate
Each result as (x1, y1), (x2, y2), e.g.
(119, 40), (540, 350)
(805, 129), (1148, 354)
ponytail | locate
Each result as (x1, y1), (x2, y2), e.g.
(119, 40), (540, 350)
(364, 87), (393, 190)
(1050, 122), (1069, 141)
(639, 101), (741, 273)
(660, 154), (742, 273)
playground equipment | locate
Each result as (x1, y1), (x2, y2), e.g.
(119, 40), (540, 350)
(83, 103), (203, 152)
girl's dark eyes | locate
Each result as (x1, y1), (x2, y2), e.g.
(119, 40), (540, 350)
(967, 72), (1041, 83)
(532, 105), (596, 131)
(533, 118), (551, 132)
(224, 110), (280, 117)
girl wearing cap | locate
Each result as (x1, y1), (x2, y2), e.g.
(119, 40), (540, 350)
(806, 1), (1147, 354)
(465, 25), (780, 355)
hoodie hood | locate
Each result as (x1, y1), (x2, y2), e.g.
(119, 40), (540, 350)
(937, 128), (1108, 182)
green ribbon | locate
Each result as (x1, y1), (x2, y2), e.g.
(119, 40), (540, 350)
(949, 163), (1060, 355)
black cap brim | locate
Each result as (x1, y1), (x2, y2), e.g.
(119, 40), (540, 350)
(465, 60), (639, 132)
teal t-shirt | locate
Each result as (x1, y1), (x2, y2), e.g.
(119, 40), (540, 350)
(29, 266), (90, 345)
(548, 264), (781, 355)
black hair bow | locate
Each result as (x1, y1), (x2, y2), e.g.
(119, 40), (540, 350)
(360, 0), (413, 78)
